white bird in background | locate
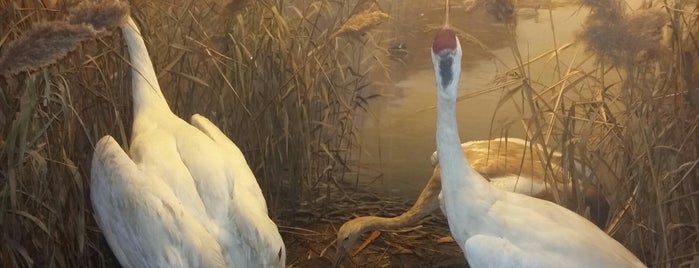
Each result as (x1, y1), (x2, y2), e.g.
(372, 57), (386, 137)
(430, 1), (645, 267)
(90, 15), (285, 267)
(334, 138), (609, 265)
(431, 138), (584, 203)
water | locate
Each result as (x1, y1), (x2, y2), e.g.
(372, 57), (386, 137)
(352, 2), (606, 197)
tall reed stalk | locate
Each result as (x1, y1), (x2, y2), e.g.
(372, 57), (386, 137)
(0, 0), (386, 266)
(483, 0), (698, 266)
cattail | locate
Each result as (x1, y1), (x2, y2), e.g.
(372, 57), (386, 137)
(0, 22), (98, 75)
(579, 0), (625, 22)
(68, 0), (129, 32)
(624, 9), (666, 54)
(0, 0), (131, 75)
(580, 0), (667, 67)
(332, 9), (389, 38)
(579, 19), (629, 66)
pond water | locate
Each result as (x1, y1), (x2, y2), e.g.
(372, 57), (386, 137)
(352, 1), (642, 198)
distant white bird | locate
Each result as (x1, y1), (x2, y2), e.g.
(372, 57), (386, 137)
(334, 138), (609, 265)
(90, 16), (285, 267)
(430, 3), (645, 266)
(431, 138), (575, 200)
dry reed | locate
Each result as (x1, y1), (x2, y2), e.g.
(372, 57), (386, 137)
(485, 0), (699, 266)
(223, 0), (251, 16)
(67, 1), (129, 31)
(0, 0), (384, 267)
(0, 0), (128, 76)
(579, 3), (667, 67)
(332, 9), (389, 38)
(0, 22), (97, 75)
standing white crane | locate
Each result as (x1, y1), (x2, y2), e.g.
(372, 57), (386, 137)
(90, 14), (285, 267)
(429, 1), (646, 266)
(334, 138), (609, 266)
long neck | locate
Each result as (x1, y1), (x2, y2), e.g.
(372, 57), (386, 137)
(388, 168), (443, 227)
(355, 203), (436, 232)
(434, 59), (491, 197)
(120, 16), (170, 117)
(353, 169), (444, 233)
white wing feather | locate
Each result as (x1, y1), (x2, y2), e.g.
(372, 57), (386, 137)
(452, 188), (645, 267)
(91, 15), (285, 268)
(464, 235), (559, 268)
(189, 114), (286, 267)
(91, 136), (226, 268)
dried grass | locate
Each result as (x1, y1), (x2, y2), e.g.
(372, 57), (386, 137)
(579, 3), (667, 67)
(332, 9), (389, 38)
(4, 0), (693, 266)
(0, 22), (97, 75)
(223, 0), (251, 16)
(0, 0), (128, 75)
(67, 0), (129, 31)
(0, 0), (384, 267)
(487, 0), (699, 266)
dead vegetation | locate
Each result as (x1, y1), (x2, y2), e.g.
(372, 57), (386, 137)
(480, 0), (699, 266)
(0, 0), (385, 266)
(0, 0), (697, 267)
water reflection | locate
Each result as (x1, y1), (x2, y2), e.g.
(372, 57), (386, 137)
(354, 2), (630, 197)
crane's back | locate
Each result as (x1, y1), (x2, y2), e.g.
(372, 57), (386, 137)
(91, 14), (285, 268)
(463, 190), (645, 267)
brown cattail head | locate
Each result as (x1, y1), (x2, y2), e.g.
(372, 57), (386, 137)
(579, 0), (625, 22)
(624, 9), (667, 53)
(0, 22), (98, 75)
(580, 4), (667, 67)
(68, 0), (129, 32)
(332, 9), (389, 38)
(0, 0), (131, 75)
(579, 19), (629, 66)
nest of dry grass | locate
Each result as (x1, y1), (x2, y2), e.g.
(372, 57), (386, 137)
(280, 185), (465, 268)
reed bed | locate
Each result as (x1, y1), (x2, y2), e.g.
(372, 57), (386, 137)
(481, 0), (699, 266)
(0, 0), (386, 266)
(2, 0), (696, 267)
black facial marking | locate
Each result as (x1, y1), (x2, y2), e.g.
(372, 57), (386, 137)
(439, 56), (453, 89)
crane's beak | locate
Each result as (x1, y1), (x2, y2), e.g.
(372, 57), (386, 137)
(332, 247), (347, 268)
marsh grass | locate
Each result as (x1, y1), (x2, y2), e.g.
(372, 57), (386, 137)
(0, 0), (384, 266)
(3, 0), (696, 266)
(479, 0), (698, 266)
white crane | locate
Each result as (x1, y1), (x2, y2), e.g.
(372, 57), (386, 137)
(90, 15), (285, 267)
(334, 138), (609, 265)
(430, 2), (645, 266)
(431, 138), (576, 200)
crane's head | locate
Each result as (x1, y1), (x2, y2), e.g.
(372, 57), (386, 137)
(332, 217), (373, 267)
(431, 28), (462, 98)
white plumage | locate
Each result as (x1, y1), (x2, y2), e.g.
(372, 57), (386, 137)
(90, 16), (285, 267)
(334, 138), (608, 265)
(431, 138), (580, 199)
(430, 14), (645, 268)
